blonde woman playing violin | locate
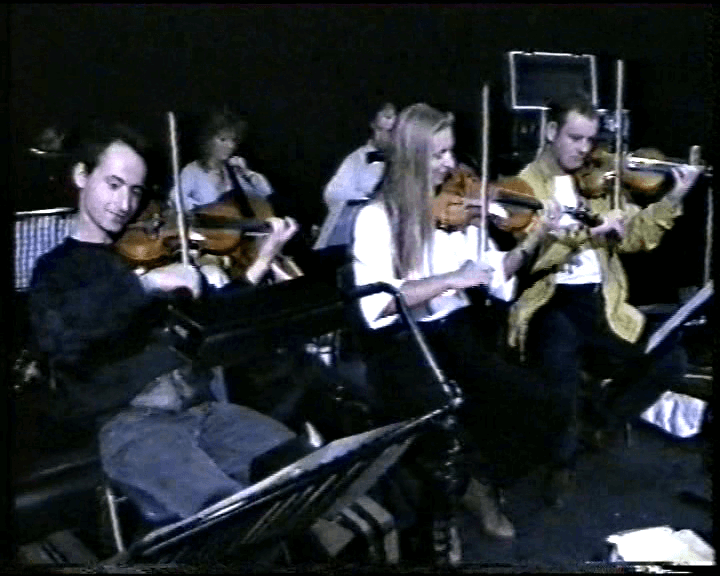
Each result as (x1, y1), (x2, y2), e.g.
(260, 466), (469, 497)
(353, 103), (569, 540)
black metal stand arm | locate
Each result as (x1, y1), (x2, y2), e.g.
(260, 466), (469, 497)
(342, 282), (467, 566)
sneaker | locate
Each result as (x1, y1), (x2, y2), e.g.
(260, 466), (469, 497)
(461, 477), (515, 539)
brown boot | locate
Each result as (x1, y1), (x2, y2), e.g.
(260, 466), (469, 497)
(461, 477), (516, 539)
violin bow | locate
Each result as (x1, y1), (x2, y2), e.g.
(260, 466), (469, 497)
(690, 145), (714, 286)
(478, 83), (490, 260)
(168, 111), (192, 266)
(613, 59), (625, 211)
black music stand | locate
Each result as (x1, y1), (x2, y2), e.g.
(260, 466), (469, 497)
(102, 283), (466, 567)
(100, 407), (448, 567)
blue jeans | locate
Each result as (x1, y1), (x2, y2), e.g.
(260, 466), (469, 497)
(99, 402), (296, 520)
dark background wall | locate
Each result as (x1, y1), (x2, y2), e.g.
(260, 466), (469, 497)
(8, 4), (714, 303)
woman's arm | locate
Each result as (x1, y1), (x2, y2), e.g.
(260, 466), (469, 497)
(244, 217), (299, 284)
(353, 204), (493, 327)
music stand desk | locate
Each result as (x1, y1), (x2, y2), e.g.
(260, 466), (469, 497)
(107, 282), (463, 566)
(102, 406), (448, 566)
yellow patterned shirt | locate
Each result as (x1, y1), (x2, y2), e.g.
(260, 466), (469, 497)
(508, 150), (682, 356)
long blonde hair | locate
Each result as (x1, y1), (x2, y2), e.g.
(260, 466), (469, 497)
(380, 103), (454, 278)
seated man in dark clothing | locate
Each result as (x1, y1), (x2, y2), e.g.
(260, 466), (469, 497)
(510, 93), (702, 507)
(28, 121), (301, 520)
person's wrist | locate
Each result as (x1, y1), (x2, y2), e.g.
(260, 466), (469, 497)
(589, 223), (605, 239)
(138, 271), (158, 293)
(520, 231), (539, 253)
(446, 270), (462, 291)
(258, 242), (280, 262)
(665, 189), (685, 208)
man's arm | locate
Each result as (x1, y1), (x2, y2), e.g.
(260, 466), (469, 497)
(30, 252), (201, 366)
(243, 217), (299, 284)
(617, 166), (702, 254)
(30, 258), (153, 365)
(324, 150), (363, 207)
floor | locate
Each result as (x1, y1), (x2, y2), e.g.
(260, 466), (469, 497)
(457, 421), (712, 570)
(10, 356), (713, 571)
(332, 356), (714, 570)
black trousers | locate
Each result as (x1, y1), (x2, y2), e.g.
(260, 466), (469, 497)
(526, 284), (688, 466)
(365, 306), (568, 487)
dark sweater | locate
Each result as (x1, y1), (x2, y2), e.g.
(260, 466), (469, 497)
(29, 238), (184, 427)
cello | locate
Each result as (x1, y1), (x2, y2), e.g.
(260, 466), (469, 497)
(220, 158), (303, 282)
(115, 115), (302, 283)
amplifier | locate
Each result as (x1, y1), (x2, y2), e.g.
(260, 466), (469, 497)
(596, 108), (631, 148)
(505, 51), (598, 111)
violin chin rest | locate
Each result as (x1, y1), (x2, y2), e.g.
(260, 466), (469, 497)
(488, 202), (510, 219)
(188, 230), (207, 241)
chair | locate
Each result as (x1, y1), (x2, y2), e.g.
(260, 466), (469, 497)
(11, 208), (106, 547)
(336, 275), (468, 564)
(14, 207), (75, 292)
(578, 287), (714, 450)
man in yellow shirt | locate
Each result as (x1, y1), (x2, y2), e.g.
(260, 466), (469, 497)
(510, 93), (701, 507)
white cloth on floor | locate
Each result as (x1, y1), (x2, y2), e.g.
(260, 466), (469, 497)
(640, 390), (707, 438)
(606, 526), (714, 565)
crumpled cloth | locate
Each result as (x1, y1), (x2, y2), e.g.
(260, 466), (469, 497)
(640, 390), (707, 438)
(130, 365), (226, 412)
(606, 526), (714, 565)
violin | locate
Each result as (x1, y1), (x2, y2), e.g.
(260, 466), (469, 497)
(115, 198), (272, 269)
(575, 145), (708, 201)
(433, 164), (544, 234)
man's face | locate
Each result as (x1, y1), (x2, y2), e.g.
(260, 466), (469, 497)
(208, 128), (238, 163)
(547, 111), (599, 172)
(372, 108), (397, 149)
(430, 127), (456, 187)
(74, 141), (147, 242)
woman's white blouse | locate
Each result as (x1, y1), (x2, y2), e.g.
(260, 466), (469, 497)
(353, 202), (517, 330)
(172, 159), (273, 211)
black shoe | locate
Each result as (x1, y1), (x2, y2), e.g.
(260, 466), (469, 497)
(579, 420), (625, 453)
(462, 478), (516, 539)
(543, 467), (576, 509)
